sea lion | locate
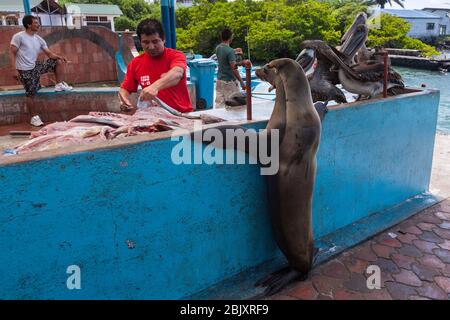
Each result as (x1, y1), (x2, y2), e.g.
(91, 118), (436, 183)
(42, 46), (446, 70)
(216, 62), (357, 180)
(225, 91), (247, 107)
(191, 59), (322, 297)
(254, 58), (322, 297)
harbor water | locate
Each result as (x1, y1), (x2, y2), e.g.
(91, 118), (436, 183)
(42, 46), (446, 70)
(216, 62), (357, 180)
(396, 66), (450, 134)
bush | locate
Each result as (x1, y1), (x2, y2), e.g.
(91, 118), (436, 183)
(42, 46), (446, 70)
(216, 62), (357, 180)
(401, 37), (439, 57)
(176, 0), (341, 63)
(114, 16), (136, 31)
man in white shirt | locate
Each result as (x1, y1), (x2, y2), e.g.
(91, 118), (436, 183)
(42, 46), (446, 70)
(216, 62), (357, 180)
(10, 15), (72, 98)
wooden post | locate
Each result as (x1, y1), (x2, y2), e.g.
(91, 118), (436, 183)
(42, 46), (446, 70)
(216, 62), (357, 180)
(383, 51), (388, 98)
(241, 60), (252, 120)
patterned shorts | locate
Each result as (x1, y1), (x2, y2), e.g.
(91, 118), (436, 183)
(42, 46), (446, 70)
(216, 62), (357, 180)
(18, 59), (58, 97)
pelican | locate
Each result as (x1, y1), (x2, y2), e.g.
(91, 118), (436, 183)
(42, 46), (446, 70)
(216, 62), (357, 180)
(296, 40), (363, 104)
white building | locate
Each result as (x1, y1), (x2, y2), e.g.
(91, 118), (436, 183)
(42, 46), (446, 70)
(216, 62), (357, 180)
(65, 3), (123, 32)
(422, 7), (450, 36)
(0, 0), (123, 31)
(381, 9), (449, 39)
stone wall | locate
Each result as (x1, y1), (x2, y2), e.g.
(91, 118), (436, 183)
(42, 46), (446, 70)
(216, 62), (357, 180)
(0, 90), (121, 125)
(0, 26), (119, 87)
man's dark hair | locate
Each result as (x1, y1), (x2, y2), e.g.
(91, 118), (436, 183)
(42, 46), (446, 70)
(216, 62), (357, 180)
(22, 15), (37, 29)
(136, 19), (165, 41)
(221, 28), (233, 41)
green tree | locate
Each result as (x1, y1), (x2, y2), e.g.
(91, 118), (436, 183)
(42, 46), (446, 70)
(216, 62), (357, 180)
(327, 0), (369, 36)
(114, 16), (137, 31)
(364, 0), (405, 9)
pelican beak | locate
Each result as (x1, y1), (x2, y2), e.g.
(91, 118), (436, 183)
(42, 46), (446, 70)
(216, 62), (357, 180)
(296, 48), (315, 73)
(341, 12), (367, 44)
(340, 24), (368, 59)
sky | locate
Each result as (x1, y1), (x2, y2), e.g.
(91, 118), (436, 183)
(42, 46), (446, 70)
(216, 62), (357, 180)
(391, 0), (450, 9)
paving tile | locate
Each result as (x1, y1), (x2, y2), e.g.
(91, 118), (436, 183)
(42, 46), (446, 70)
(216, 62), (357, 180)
(439, 222), (450, 230)
(442, 264), (450, 277)
(374, 257), (401, 274)
(398, 244), (423, 258)
(372, 244), (396, 259)
(353, 246), (378, 262)
(267, 294), (298, 300)
(433, 248), (450, 264)
(267, 198), (450, 301)
(434, 276), (450, 294)
(317, 294), (333, 300)
(435, 212), (450, 221)
(339, 256), (369, 274)
(385, 282), (418, 300)
(417, 223), (436, 231)
(392, 269), (423, 287)
(286, 281), (318, 300)
(342, 273), (371, 293)
(438, 240), (450, 251)
(401, 226), (423, 235)
(397, 233), (418, 245)
(379, 238), (402, 248)
(438, 202), (450, 213)
(433, 227), (450, 240)
(417, 282), (448, 300)
(408, 295), (431, 300)
(333, 288), (365, 300)
(320, 260), (350, 280)
(413, 239), (439, 254)
(392, 253), (416, 270)
(420, 214), (443, 225)
(363, 289), (392, 300)
(419, 231), (444, 243)
(417, 254), (446, 270)
(311, 275), (343, 296)
(411, 263), (441, 282)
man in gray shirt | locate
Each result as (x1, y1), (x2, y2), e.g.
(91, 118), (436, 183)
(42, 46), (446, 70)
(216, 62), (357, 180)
(215, 28), (245, 109)
(10, 15), (72, 99)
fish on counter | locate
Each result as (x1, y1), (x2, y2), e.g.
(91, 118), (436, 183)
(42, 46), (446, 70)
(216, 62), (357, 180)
(7, 105), (224, 155)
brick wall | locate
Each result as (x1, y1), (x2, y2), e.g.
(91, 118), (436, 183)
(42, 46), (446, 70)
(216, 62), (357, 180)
(0, 91), (121, 125)
(0, 26), (119, 87)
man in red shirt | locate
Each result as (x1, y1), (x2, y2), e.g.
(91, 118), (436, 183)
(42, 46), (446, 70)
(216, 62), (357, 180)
(119, 19), (192, 113)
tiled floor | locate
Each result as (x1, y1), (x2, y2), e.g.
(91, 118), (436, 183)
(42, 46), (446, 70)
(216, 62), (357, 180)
(268, 199), (450, 300)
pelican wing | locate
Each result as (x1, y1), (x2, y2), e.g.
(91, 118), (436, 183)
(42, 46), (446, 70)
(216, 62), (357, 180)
(321, 45), (363, 80)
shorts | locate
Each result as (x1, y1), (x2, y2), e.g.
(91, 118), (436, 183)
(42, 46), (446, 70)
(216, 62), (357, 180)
(18, 59), (58, 97)
(215, 79), (241, 108)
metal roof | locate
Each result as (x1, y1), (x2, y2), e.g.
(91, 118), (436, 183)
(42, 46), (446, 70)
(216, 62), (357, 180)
(0, 1), (123, 16)
(0, 0), (42, 12)
(381, 9), (441, 19)
(65, 3), (123, 16)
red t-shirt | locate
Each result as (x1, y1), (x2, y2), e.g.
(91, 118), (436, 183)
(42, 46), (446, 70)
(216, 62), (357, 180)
(121, 48), (193, 113)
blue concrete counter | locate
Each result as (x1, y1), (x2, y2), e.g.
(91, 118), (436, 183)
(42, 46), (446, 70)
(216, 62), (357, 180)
(0, 88), (441, 299)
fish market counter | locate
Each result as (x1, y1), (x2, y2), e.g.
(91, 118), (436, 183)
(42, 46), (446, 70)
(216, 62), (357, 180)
(0, 88), (441, 299)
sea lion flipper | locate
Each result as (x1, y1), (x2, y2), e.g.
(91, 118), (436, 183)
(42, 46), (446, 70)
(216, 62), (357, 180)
(253, 267), (306, 298)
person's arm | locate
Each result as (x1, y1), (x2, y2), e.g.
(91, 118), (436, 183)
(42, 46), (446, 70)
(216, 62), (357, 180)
(9, 45), (20, 80)
(118, 87), (135, 112)
(140, 66), (185, 102)
(42, 47), (67, 63)
(230, 61), (245, 90)
(118, 60), (139, 112)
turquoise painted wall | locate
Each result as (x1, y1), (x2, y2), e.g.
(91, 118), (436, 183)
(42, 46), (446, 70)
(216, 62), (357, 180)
(0, 90), (440, 299)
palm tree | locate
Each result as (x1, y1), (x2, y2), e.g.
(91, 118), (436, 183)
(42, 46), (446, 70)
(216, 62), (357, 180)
(364, 0), (405, 9)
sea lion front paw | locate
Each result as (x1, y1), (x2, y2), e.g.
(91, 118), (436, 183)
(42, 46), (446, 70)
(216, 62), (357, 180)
(253, 266), (307, 298)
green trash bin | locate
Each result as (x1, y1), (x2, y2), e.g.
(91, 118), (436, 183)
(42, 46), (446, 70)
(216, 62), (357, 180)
(188, 59), (216, 109)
